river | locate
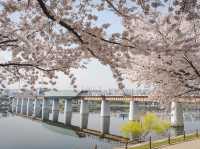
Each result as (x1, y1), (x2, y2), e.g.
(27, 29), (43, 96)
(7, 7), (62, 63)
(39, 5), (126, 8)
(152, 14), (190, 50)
(0, 111), (200, 149)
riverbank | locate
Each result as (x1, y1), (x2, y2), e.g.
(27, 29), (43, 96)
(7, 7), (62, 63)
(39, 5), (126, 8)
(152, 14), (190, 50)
(115, 131), (200, 149)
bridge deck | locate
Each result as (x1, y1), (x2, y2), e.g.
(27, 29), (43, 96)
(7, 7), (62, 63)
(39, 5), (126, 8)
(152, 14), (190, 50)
(78, 96), (200, 103)
(12, 95), (200, 103)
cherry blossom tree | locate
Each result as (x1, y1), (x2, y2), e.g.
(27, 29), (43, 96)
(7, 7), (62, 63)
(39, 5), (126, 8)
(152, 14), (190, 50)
(0, 0), (199, 98)
(0, 0), (134, 90)
(120, 1), (200, 99)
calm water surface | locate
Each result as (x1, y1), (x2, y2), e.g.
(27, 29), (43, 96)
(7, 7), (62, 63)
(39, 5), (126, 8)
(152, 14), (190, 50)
(0, 114), (120, 149)
(1, 112), (200, 149)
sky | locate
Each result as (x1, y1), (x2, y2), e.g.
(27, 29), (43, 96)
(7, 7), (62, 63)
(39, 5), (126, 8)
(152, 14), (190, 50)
(49, 58), (136, 90)
(5, 57), (136, 90)
(1, 2), (137, 90)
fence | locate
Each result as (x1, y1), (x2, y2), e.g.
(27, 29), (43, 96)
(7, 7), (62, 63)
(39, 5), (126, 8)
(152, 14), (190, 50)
(125, 129), (200, 149)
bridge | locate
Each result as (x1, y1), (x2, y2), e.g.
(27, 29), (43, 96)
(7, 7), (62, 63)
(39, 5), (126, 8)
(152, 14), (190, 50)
(9, 89), (200, 137)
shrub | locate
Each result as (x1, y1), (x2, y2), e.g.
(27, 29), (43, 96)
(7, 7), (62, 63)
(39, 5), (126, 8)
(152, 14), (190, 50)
(120, 112), (170, 139)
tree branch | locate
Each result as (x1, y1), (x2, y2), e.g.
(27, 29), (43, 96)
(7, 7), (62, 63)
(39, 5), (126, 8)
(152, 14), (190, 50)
(105, 0), (129, 18)
(37, 0), (83, 43)
(37, 0), (99, 58)
(0, 62), (67, 72)
(85, 31), (136, 49)
(37, 0), (135, 56)
(183, 54), (200, 78)
(0, 39), (18, 45)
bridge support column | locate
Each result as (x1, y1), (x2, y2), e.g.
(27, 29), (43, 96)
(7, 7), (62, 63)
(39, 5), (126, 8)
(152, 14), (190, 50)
(129, 100), (139, 121)
(16, 98), (21, 114)
(171, 101), (184, 127)
(100, 99), (110, 134)
(21, 99), (27, 115)
(11, 98), (16, 113)
(27, 98), (33, 116)
(42, 98), (49, 121)
(64, 99), (72, 126)
(80, 99), (89, 129)
(33, 99), (41, 118)
(52, 98), (59, 122)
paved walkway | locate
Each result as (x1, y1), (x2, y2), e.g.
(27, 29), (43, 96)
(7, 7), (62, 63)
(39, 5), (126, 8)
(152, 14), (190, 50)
(163, 139), (200, 149)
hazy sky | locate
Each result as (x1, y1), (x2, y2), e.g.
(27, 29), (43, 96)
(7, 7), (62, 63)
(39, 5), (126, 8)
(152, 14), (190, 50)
(6, 58), (136, 90)
(50, 59), (136, 90)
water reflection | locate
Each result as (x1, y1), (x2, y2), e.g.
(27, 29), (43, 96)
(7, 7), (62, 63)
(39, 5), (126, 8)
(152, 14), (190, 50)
(41, 123), (78, 137)
(1, 110), (200, 149)
(1, 112), (8, 117)
(0, 113), (119, 149)
(170, 127), (185, 136)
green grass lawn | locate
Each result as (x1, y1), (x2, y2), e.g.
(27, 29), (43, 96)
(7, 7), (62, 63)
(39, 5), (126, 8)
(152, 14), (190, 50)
(129, 133), (199, 149)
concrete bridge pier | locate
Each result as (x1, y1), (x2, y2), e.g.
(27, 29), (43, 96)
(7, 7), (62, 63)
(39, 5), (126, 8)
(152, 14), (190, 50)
(129, 100), (139, 121)
(8, 98), (12, 112)
(33, 99), (41, 118)
(100, 99), (110, 134)
(80, 99), (89, 129)
(27, 98), (33, 116)
(11, 98), (16, 113)
(21, 99), (27, 115)
(64, 99), (72, 126)
(52, 98), (59, 122)
(42, 98), (49, 121)
(171, 101), (184, 127)
(16, 98), (21, 114)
